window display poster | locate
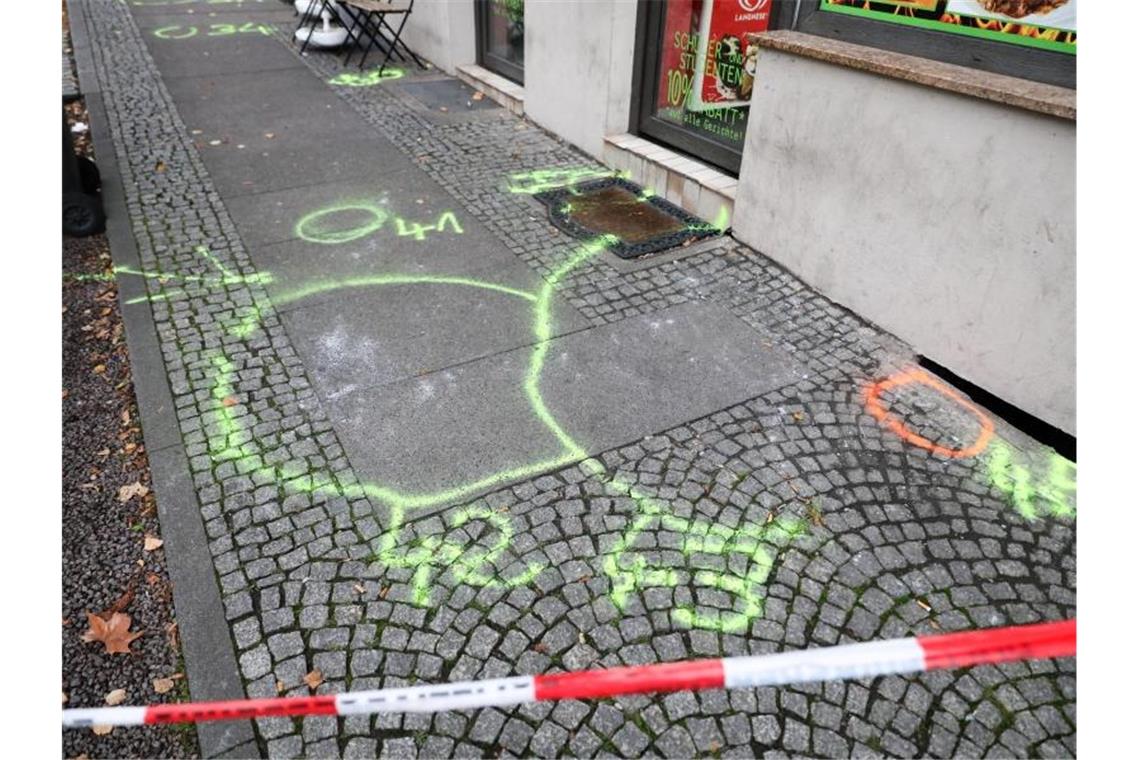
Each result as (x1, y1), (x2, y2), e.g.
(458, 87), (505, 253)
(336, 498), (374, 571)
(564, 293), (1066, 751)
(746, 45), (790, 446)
(656, 0), (702, 111)
(652, 0), (773, 149)
(818, 0), (1076, 54)
(689, 0), (774, 111)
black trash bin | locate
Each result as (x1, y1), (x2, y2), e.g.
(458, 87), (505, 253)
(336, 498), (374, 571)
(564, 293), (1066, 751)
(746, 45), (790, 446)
(63, 110), (104, 237)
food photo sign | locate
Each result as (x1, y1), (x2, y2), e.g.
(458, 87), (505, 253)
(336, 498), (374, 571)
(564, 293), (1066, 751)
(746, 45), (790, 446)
(818, 0), (1076, 53)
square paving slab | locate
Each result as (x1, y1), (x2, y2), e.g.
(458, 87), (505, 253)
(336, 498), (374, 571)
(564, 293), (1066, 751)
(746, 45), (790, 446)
(278, 271), (589, 400)
(224, 172), (490, 248)
(164, 68), (362, 135)
(142, 21), (302, 78)
(324, 302), (803, 507)
(249, 229), (556, 313)
(191, 132), (408, 198)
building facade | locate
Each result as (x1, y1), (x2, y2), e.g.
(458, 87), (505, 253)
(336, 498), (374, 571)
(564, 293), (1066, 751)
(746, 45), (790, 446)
(401, 0), (1076, 435)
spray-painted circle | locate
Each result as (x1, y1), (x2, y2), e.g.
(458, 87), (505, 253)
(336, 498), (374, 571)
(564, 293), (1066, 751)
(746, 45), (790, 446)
(154, 25), (199, 40)
(294, 203), (388, 244)
(864, 368), (994, 459)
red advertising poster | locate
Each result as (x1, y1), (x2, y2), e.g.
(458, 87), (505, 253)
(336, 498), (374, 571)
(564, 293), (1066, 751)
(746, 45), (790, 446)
(689, 0), (773, 111)
(656, 0), (703, 110)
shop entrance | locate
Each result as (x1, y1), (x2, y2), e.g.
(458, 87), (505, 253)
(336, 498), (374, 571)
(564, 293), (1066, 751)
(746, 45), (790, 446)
(475, 0), (525, 85)
(633, 0), (788, 175)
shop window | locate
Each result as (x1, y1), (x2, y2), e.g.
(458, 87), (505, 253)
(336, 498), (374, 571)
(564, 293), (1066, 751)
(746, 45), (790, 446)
(796, 1), (1075, 88)
(634, 0), (791, 175)
(476, 0), (525, 85)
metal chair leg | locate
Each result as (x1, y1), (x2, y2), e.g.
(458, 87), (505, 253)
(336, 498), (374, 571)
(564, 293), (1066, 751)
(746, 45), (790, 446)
(381, 13), (425, 69)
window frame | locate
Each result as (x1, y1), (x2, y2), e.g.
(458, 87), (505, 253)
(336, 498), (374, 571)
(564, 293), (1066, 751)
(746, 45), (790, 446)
(475, 0), (525, 86)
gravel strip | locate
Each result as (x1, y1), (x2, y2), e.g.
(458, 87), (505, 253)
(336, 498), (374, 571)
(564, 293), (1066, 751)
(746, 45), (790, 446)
(62, 100), (198, 760)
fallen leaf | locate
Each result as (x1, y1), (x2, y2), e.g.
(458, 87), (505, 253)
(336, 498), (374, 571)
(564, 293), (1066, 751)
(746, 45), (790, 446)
(105, 689), (127, 706)
(93, 364), (106, 375)
(91, 725), (113, 736)
(144, 535), (164, 552)
(153, 678), (175, 695)
(303, 669), (323, 690)
(792, 411), (804, 422)
(118, 482), (149, 503)
(82, 611), (143, 654)
(532, 642), (549, 654)
(155, 160), (166, 173)
(222, 396), (238, 407)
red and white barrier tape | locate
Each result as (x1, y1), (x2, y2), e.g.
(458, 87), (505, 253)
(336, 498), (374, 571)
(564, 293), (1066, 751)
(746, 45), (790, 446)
(63, 619), (1074, 728)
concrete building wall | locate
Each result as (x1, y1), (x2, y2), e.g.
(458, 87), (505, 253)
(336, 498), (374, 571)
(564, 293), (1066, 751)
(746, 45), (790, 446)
(734, 51), (1076, 433)
(400, 0), (476, 74)
(524, 0), (639, 159)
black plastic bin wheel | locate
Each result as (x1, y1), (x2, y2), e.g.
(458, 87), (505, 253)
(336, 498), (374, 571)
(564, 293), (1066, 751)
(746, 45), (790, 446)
(63, 191), (105, 236)
(77, 155), (101, 194)
(63, 109), (105, 237)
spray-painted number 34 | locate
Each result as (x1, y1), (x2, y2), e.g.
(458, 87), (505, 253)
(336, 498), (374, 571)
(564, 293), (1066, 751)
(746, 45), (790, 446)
(153, 23), (274, 39)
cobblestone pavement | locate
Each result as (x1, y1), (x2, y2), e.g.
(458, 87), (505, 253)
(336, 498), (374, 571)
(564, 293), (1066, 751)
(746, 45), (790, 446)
(77, 1), (1075, 757)
(63, 1), (79, 100)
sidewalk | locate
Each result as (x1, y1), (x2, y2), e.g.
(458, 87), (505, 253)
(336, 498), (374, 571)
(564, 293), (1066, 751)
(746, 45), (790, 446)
(70, 1), (1075, 757)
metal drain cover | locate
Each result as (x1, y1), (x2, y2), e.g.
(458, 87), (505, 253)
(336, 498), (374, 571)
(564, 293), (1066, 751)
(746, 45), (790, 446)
(535, 177), (719, 259)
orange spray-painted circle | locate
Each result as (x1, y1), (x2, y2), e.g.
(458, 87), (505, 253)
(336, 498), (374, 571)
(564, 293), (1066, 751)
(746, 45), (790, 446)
(864, 368), (994, 459)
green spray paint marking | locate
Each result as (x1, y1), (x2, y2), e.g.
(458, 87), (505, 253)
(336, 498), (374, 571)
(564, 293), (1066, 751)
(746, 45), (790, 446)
(393, 211), (464, 241)
(294, 202), (463, 246)
(376, 505), (545, 606)
(197, 232), (613, 606)
(506, 167), (628, 195)
(986, 441), (1076, 521)
(685, 204), (731, 235)
(153, 23), (274, 39)
(65, 247), (271, 306)
(170, 175), (783, 623)
(207, 354), (260, 464)
(329, 68), (406, 87)
(295, 201), (389, 245)
(595, 464), (808, 633)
